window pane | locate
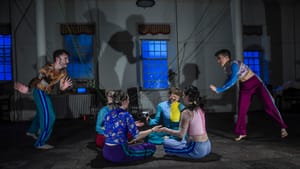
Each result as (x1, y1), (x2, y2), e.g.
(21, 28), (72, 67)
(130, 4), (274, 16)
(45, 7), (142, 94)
(243, 50), (261, 77)
(0, 73), (4, 80)
(65, 34), (94, 79)
(0, 34), (12, 81)
(141, 39), (169, 89)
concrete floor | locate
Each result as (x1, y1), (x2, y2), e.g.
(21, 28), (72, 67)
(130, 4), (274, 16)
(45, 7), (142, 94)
(0, 111), (299, 169)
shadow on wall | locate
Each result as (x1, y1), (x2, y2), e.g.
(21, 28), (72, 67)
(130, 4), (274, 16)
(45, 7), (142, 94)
(83, 8), (144, 89)
(180, 63), (200, 89)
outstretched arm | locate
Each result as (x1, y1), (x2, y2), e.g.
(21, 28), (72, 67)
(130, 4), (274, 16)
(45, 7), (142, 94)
(158, 109), (190, 139)
(210, 62), (239, 93)
(128, 125), (162, 144)
(148, 104), (162, 126)
(14, 82), (29, 94)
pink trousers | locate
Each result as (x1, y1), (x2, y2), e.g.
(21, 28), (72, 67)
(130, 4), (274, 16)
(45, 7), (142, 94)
(235, 76), (288, 135)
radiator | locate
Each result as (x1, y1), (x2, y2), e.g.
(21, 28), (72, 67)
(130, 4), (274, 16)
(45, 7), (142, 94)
(11, 94), (96, 121)
(68, 94), (95, 119)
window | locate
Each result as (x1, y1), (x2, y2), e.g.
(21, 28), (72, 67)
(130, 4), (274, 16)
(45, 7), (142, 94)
(64, 34), (94, 79)
(0, 34), (12, 81)
(243, 50), (261, 77)
(141, 40), (169, 89)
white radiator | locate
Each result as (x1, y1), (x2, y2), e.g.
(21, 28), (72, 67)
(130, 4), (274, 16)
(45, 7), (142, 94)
(68, 94), (94, 118)
(11, 94), (96, 121)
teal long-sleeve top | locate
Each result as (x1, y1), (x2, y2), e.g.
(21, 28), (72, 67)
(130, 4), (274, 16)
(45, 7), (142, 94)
(96, 105), (110, 134)
(149, 100), (185, 128)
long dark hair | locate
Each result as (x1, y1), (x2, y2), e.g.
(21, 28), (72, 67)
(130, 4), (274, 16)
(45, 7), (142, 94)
(183, 85), (202, 110)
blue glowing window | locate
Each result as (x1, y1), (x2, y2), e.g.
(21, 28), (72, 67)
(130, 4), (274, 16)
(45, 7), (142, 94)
(0, 35), (12, 81)
(65, 34), (94, 79)
(243, 50), (261, 77)
(141, 40), (169, 89)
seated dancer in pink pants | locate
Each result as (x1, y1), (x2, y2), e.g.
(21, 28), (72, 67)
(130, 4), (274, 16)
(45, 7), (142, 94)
(210, 49), (288, 141)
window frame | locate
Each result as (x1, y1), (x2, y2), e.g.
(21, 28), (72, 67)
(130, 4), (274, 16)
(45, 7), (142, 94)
(138, 39), (170, 90)
(64, 34), (95, 80)
(243, 50), (267, 82)
(0, 34), (12, 81)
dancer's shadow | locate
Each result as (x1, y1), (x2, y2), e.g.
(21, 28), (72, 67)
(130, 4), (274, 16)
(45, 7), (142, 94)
(83, 9), (144, 89)
(180, 63), (200, 88)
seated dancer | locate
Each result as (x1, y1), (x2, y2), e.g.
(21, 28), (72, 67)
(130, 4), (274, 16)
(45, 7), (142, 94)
(103, 90), (161, 163)
(159, 85), (211, 159)
(95, 90), (115, 148)
(209, 49), (288, 141)
(146, 87), (185, 144)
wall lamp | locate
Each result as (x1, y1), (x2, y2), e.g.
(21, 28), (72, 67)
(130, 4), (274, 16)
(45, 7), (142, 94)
(136, 0), (155, 8)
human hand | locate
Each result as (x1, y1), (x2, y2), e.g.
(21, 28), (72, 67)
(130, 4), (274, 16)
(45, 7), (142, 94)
(128, 139), (136, 144)
(145, 116), (150, 124)
(60, 77), (72, 90)
(135, 120), (144, 127)
(209, 84), (217, 93)
(151, 125), (162, 132)
(14, 82), (29, 94)
(158, 127), (167, 132)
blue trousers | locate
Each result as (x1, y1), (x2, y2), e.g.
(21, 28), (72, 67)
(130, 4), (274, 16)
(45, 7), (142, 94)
(163, 138), (211, 159)
(28, 89), (56, 147)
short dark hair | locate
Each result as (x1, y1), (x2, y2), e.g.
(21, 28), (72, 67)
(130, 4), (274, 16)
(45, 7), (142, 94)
(53, 49), (69, 61)
(214, 49), (231, 59)
(169, 87), (182, 97)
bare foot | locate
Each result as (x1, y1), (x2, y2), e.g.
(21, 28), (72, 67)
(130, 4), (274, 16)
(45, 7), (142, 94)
(235, 135), (247, 141)
(281, 128), (288, 138)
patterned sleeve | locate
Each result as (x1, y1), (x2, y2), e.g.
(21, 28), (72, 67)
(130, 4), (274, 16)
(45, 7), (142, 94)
(216, 62), (239, 93)
(37, 66), (47, 80)
(126, 113), (139, 139)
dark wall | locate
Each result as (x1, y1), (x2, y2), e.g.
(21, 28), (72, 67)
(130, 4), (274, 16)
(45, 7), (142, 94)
(264, 0), (283, 86)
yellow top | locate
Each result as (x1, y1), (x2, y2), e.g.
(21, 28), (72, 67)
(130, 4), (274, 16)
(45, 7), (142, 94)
(170, 101), (181, 122)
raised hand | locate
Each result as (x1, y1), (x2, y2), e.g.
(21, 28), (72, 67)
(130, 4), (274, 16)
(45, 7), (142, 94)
(60, 76), (72, 91)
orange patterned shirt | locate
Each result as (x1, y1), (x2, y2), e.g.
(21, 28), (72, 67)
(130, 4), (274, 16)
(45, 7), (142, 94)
(30, 64), (67, 93)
